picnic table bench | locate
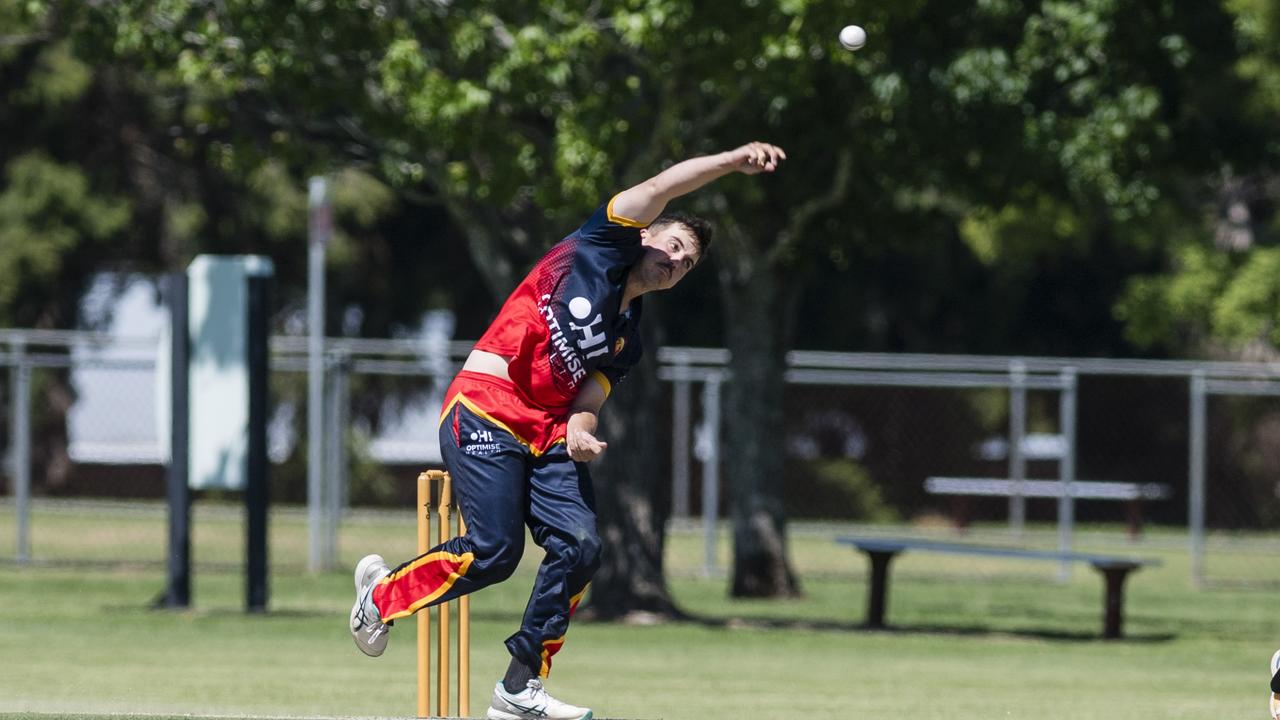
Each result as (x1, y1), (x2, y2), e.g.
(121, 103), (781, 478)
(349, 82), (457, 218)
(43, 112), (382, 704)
(924, 477), (1173, 538)
(836, 536), (1160, 639)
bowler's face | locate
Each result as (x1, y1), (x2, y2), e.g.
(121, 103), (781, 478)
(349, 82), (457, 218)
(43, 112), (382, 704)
(637, 224), (701, 292)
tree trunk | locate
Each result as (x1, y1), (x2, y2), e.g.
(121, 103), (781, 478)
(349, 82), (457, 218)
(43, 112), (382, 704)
(34, 371), (74, 492)
(580, 305), (682, 620)
(722, 268), (802, 598)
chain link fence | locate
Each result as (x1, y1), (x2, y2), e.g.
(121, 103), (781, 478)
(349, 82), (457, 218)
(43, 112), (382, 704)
(2, 329), (1278, 586)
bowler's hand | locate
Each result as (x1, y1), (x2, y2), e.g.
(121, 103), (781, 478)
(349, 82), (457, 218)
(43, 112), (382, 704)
(566, 413), (608, 462)
(731, 142), (786, 175)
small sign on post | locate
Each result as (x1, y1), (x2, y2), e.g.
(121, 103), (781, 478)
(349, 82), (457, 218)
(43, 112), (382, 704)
(185, 254), (275, 612)
(187, 255), (275, 491)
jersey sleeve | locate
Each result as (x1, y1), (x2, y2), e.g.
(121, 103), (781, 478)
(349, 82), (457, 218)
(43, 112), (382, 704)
(588, 333), (645, 399)
(577, 195), (646, 248)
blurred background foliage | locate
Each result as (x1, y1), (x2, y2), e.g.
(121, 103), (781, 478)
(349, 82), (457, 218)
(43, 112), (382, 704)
(3, 0), (1274, 351)
(3, 0), (1280, 598)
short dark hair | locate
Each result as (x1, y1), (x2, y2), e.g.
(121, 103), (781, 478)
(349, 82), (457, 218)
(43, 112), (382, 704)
(650, 211), (714, 258)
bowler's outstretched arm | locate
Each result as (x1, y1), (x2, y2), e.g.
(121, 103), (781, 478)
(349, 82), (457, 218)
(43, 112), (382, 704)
(609, 142), (786, 226)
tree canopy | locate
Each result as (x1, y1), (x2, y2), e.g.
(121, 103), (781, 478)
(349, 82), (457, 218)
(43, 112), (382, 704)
(5, 0), (1279, 599)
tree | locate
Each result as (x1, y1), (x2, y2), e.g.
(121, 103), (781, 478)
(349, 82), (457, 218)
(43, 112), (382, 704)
(1114, 0), (1280, 358)
(36, 0), (1270, 605)
(10, 1), (506, 502)
(44, 0), (693, 615)
(0, 5), (131, 491)
(584, 308), (682, 620)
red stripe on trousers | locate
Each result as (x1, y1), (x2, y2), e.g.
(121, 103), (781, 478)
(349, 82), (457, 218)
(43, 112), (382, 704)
(373, 553), (470, 620)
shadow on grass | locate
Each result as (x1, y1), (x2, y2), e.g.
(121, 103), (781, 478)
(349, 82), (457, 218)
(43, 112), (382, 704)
(694, 614), (1176, 643)
(94, 602), (338, 619)
(572, 607), (1176, 644)
(167, 608), (336, 619)
(1201, 578), (1280, 591)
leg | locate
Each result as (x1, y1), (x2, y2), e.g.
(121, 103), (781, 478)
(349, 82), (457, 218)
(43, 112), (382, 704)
(952, 497), (970, 534)
(1094, 562), (1138, 639)
(485, 446), (596, 720)
(374, 403), (529, 622)
(865, 549), (899, 629)
(1126, 499), (1143, 541)
(504, 446), (601, 677)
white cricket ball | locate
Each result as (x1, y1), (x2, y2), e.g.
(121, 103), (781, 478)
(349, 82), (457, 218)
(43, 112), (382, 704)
(839, 24), (867, 51)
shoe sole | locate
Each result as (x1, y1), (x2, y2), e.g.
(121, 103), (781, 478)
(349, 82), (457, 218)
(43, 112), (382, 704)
(350, 600), (388, 657)
(486, 710), (591, 720)
(350, 554), (389, 658)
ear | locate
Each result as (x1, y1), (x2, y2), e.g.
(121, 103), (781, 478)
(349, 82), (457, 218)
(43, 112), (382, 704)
(639, 227), (650, 242)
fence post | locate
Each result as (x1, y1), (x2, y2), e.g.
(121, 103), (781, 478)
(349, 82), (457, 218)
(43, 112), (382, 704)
(9, 337), (31, 565)
(307, 176), (331, 573)
(671, 359), (692, 519)
(1057, 367), (1077, 582)
(1188, 371), (1207, 588)
(323, 348), (350, 567)
(700, 373), (722, 577)
(164, 272), (191, 607)
(1008, 360), (1027, 538)
(245, 273), (271, 612)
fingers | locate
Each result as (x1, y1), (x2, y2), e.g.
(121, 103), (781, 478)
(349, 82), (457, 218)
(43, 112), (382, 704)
(739, 142), (787, 174)
(569, 445), (606, 462)
(568, 432), (608, 462)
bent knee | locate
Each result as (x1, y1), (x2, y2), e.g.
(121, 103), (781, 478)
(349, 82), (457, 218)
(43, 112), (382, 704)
(557, 527), (601, 574)
(578, 530), (601, 571)
(472, 538), (524, 581)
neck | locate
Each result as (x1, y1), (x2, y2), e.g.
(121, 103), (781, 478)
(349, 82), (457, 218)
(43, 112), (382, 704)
(620, 277), (644, 312)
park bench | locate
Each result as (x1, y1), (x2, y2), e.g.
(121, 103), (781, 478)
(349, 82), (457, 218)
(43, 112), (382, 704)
(924, 476), (1172, 539)
(835, 536), (1161, 639)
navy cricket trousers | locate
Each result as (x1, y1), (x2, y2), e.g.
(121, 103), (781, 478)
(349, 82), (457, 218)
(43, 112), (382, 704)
(373, 395), (601, 676)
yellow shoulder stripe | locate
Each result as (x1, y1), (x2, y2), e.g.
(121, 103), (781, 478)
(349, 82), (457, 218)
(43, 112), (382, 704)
(589, 371), (613, 399)
(606, 194), (646, 228)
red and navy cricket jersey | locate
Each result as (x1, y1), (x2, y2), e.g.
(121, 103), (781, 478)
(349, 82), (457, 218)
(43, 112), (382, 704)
(455, 195), (647, 452)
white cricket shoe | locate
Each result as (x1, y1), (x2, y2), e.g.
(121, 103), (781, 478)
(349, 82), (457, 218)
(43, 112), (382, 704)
(349, 554), (391, 657)
(487, 679), (593, 720)
(1270, 648), (1280, 720)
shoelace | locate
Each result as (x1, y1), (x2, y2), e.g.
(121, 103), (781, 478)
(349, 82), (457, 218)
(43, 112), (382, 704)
(356, 587), (386, 632)
(521, 680), (551, 717)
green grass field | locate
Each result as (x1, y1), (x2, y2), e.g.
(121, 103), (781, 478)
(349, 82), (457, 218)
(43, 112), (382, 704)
(0, 500), (1276, 719)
